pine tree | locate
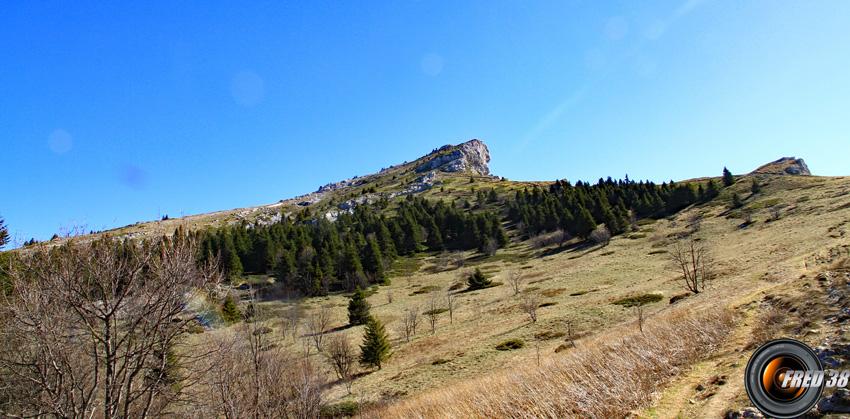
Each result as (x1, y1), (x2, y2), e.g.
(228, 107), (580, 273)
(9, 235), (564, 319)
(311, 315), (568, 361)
(342, 240), (365, 287)
(467, 268), (492, 290)
(426, 218), (444, 250)
(360, 316), (391, 369)
(731, 192), (743, 209)
(0, 217), (9, 249)
(704, 179), (720, 201)
(348, 287), (372, 325)
(751, 178), (761, 194)
(722, 167), (735, 187)
(362, 236), (386, 283)
(221, 294), (241, 324)
(573, 206), (596, 239)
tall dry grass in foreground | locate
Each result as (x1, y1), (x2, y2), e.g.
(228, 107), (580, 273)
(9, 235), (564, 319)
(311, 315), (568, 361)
(370, 307), (735, 419)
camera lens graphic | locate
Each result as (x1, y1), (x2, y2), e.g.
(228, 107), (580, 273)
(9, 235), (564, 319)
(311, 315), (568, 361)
(745, 339), (823, 418)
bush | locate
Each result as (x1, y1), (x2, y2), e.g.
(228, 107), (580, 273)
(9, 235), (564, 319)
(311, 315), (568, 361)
(495, 338), (525, 351)
(320, 401), (359, 418)
(589, 225), (611, 246)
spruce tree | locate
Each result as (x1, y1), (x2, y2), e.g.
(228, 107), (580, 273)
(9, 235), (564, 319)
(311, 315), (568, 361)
(360, 316), (391, 369)
(467, 268), (492, 290)
(722, 167), (735, 187)
(363, 236), (386, 283)
(574, 206), (596, 239)
(731, 192), (743, 209)
(348, 287), (372, 325)
(0, 217), (9, 249)
(221, 294), (241, 324)
(751, 178), (761, 194)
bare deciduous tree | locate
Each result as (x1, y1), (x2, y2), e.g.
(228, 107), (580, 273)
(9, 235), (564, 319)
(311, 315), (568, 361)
(324, 334), (357, 394)
(425, 292), (442, 334)
(634, 305), (645, 334)
(450, 251), (465, 269)
(194, 325), (324, 419)
(445, 291), (457, 324)
(399, 306), (420, 342)
(0, 236), (221, 418)
(305, 306), (332, 352)
(508, 270), (524, 295)
(670, 239), (714, 294)
(520, 293), (540, 323)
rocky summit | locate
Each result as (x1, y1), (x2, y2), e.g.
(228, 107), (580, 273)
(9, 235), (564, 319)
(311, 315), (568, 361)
(751, 157), (811, 176)
(416, 139), (491, 176)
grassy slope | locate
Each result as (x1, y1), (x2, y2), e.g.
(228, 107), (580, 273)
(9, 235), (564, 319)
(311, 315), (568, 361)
(200, 172), (849, 416)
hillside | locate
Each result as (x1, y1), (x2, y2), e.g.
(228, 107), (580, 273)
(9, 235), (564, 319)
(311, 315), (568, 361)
(8, 139), (850, 417)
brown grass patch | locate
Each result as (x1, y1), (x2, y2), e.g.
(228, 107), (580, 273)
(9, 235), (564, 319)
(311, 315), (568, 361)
(368, 307), (735, 418)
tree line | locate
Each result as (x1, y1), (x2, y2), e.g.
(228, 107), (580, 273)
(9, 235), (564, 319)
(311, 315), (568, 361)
(196, 195), (507, 296)
(507, 176), (721, 239)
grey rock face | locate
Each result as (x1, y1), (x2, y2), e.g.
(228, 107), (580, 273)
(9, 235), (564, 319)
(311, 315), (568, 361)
(752, 157), (811, 176)
(416, 139), (490, 175)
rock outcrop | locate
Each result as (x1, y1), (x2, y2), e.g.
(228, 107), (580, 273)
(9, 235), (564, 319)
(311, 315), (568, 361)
(416, 139), (490, 175)
(751, 157), (811, 176)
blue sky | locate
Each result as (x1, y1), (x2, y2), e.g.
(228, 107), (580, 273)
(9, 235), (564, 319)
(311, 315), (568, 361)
(2, 1), (849, 246)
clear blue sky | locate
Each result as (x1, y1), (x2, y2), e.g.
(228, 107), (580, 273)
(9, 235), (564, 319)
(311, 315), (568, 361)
(3, 1), (849, 245)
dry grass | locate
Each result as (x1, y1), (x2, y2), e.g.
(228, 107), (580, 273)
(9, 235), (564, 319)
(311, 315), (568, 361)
(368, 307), (735, 418)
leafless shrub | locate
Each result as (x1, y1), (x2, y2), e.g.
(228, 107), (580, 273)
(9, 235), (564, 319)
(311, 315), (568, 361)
(425, 292), (443, 334)
(589, 225), (612, 246)
(747, 304), (786, 349)
(451, 252), (466, 268)
(635, 305), (645, 334)
(192, 326), (324, 418)
(670, 239), (714, 294)
(482, 238), (498, 256)
(768, 205), (782, 222)
(530, 229), (569, 249)
(306, 306), (332, 352)
(370, 307), (735, 418)
(508, 270), (524, 295)
(324, 334), (357, 394)
(520, 293), (540, 323)
(445, 291), (457, 324)
(0, 235), (221, 418)
(399, 306), (420, 342)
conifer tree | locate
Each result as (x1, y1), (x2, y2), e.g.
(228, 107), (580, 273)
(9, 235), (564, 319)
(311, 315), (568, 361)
(731, 192), (743, 209)
(751, 178), (761, 194)
(0, 217), (9, 249)
(704, 179), (720, 201)
(221, 294), (241, 324)
(467, 268), (492, 290)
(722, 167), (735, 187)
(342, 240), (365, 287)
(348, 287), (372, 325)
(362, 236), (386, 283)
(360, 316), (391, 369)
(573, 206), (596, 239)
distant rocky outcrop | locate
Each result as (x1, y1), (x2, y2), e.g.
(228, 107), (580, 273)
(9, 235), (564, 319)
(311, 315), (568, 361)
(416, 139), (490, 175)
(752, 157), (811, 176)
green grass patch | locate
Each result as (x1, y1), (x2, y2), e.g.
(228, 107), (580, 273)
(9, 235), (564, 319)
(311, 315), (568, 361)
(612, 293), (664, 307)
(495, 338), (525, 351)
(628, 233), (647, 240)
(390, 256), (422, 276)
(637, 218), (657, 226)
